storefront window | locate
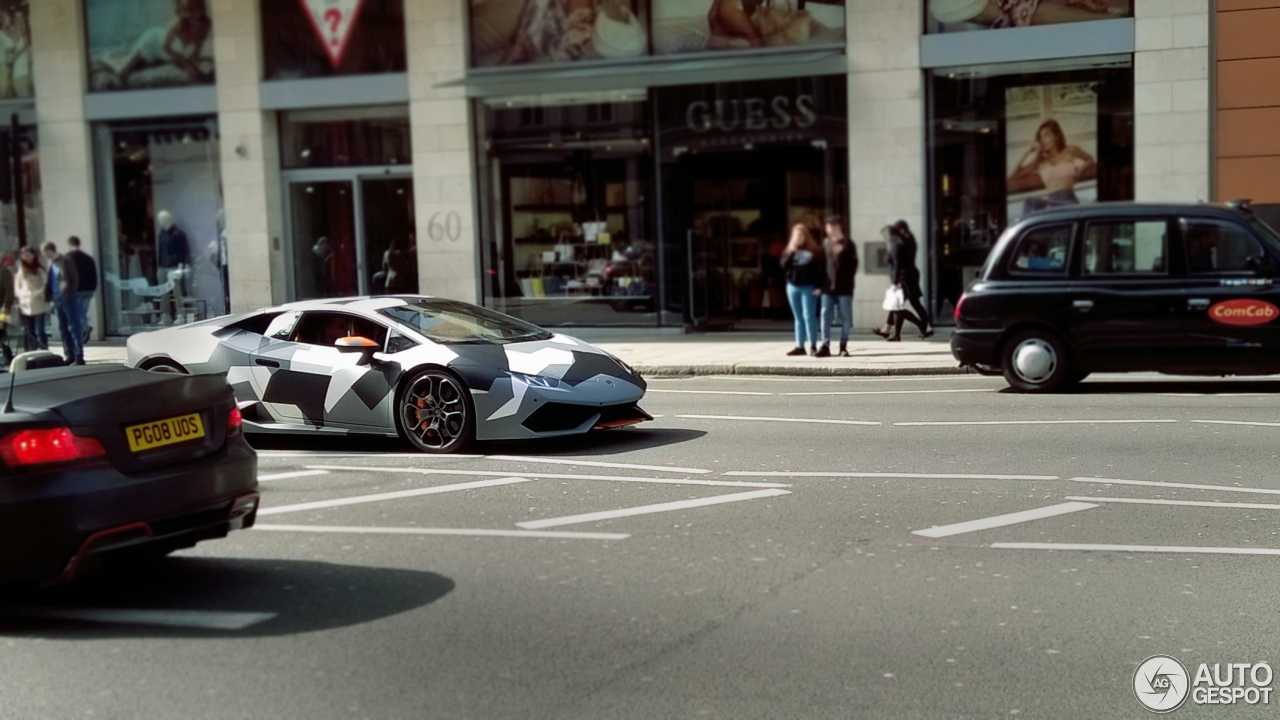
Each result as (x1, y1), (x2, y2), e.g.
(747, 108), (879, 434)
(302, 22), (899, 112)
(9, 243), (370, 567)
(85, 0), (214, 92)
(927, 60), (1134, 320)
(95, 119), (226, 335)
(281, 106), (410, 169)
(470, 0), (650, 67)
(651, 0), (844, 55)
(925, 0), (1131, 33)
(0, 1), (32, 99)
(0, 125), (42, 259)
(262, 0), (405, 80)
(477, 93), (656, 326)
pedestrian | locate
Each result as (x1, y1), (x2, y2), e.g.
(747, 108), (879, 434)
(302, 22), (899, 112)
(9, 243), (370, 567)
(42, 240), (84, 365)
(893, 220), (932, 337)
(0, 251), (15, 364)
(14, 245), (49, 351)
(780, 223), (825, 357)
(816, 215), (857, 357)
(873, 224), (932, 342)
(66, 235), (98, 344)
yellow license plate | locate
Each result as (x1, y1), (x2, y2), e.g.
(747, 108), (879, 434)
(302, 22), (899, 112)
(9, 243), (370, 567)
(126, 413), (206, 453)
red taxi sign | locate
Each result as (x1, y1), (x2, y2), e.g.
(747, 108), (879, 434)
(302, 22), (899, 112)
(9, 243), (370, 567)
(1208, 299), (1280, 326)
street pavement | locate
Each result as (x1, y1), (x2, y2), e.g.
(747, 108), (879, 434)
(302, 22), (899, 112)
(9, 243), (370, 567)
(4, 372), (1280, 718)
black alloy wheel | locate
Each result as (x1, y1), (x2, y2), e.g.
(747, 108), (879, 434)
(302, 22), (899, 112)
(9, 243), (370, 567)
(398, 369), (475, 454)
(1001, 329), (1071, 393)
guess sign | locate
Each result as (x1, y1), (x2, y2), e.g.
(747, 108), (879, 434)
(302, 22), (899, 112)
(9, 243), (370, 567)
(1208, 299), (1279, 325)
(301, 0), (366, 68)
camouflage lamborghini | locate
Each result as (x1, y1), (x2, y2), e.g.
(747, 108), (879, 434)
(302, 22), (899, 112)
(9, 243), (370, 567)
(125, 296), (650, 453)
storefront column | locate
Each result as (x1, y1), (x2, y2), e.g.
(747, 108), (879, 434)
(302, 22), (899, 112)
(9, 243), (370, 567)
(1134, 0), (1212, 202)
(211, 0), (285, 311)
(31, 0), (97, 332)
(404, 1), (479, 304)
(847, 0), (925, 332)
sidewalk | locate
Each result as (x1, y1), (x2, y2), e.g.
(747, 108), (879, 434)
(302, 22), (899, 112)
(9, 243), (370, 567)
(82, 331), (966, 378)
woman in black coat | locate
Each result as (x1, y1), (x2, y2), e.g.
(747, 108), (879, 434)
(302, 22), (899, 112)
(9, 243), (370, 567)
(874, 223), (933, 341)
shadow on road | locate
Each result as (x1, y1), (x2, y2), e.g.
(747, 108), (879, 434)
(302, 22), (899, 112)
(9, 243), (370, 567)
(485, 428), (709, 458)
(247, 434), (411, 453)
(0, 557), (453, 639)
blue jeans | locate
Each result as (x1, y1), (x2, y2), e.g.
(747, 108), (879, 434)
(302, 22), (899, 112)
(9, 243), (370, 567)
(54, 299), (84, 362)
(76, 290), (94, 338)
(786, 283), (819, 348)
(820, 293), (853, 345)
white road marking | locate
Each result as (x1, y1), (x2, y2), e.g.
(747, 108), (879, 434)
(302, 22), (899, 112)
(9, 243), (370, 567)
(254, 524), (629, 540)
(1064, 495), (1280, 511)
(484, 455), (710, 474)
(992, 542), (1280, 556)
(646, 389), (773, 396)
(659, 376), (990, 383)
(306, 465), (789, 489)
(784, 389), (995, 397)
(516, 488), (792, 530)
(895, 419), (1178, 426)
(257, 452), (484, 459)
(1072, 476), (1280, 496)
(1192, 419), (1280, 428)
(0, 608), (276, 630)
(675, 414), (880, 426)
(912, 502), (1098, 539)
(259, 477), (530, 516)
(258, 470), (330, 482)
(723, 471), (1058, 480)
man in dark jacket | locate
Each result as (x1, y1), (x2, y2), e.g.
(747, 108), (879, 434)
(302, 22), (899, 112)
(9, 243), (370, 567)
(817, 215), (858, 357)
(41, 240), (84, 365)
(66, 236), (98, 343)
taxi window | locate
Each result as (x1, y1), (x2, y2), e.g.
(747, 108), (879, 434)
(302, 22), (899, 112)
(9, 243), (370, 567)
(1183, 220), (1267, 275)
(1082, 221), (1168, 277)
(1008, 225), (1071, 276)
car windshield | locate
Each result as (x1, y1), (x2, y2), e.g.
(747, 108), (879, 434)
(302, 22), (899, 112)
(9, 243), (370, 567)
(378, 300), (552, 344)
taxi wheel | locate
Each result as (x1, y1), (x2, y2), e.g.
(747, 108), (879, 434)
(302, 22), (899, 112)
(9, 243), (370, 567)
(397, 368), (475, 454)
(1001, 330), (1070, 393)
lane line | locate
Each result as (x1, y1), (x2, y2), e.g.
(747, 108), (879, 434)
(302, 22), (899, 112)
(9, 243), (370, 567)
(484, 455), (710, 474)
(1072, 476), (1280, 496)
(723, 471), (1058, 480)
(895, 419), (1178, 426)
(992, 542), (1280, 556)
(675, 414), (880, 426)
(259, 477), (530, 516)
(258, 469), (330, 482)
(1192, 419), (1280, 428)
(0, 608), (276, 630)
(912, 502), (1098, 539)
(1064, 495), (1280, 511)
(646, 389), (773, 396)
(785, 389), (995, 397)
(257, 452), (484, 459)
(655, 376), (991, 383)
(517, 489), (792, 530)
(305, 465), (789, 489)
(254, 524), (630, 540)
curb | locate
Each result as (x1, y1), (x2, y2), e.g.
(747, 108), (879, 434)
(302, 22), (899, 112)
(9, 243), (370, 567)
(634, 363), (974, 378)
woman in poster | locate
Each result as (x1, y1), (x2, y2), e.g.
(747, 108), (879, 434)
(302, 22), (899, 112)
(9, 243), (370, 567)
(92, 0), (213, 89)
(0, 2), (31, 99)
(929, 0), (1121, 29)
(1009, 118), (1096, 215)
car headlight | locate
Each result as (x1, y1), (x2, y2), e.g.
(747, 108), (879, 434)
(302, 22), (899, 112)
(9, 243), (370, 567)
(509, 371), (560, 389)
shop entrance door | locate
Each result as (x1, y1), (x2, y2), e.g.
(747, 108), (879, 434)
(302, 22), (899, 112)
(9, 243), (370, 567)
(286, 172), (415, 300)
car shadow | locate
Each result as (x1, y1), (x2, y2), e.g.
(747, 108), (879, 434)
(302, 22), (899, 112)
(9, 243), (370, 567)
(247, 434), (411, 453)
(484, 427), (709, 457)
(0, 557), (453, 639)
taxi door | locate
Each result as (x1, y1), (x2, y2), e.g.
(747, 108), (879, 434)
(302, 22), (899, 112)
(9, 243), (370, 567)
(1176, 217), (1280, 369)
(1068, 218), (1185, 370)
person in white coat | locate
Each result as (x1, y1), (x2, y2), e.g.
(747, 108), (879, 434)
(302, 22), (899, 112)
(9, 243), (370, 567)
(15, 245), (48, 350)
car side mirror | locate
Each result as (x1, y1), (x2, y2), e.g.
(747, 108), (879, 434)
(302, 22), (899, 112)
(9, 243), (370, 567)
(335, 336), (378, 365)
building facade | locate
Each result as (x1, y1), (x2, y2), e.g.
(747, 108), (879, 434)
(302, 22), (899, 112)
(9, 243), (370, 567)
(7, 0), (1263, 338)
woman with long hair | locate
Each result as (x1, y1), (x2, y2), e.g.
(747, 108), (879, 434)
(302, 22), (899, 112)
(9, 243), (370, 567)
(873, 223), (933, 341)
(14, 245), (48, 351)
(780, 223), (825, 356)
(1009, 118), (1096, 217)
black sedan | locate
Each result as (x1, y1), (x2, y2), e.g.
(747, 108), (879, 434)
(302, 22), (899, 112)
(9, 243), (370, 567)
(0, 355), (258, 585)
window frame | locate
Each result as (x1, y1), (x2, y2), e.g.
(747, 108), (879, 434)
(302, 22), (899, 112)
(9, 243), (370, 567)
(1179, 217), (1274, 278)
(1005, 222), (1076, 279)
(289, 310), (391, 350)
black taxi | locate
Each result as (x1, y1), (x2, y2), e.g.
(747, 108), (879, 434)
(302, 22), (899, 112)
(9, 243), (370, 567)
(951, 201), (1280, 392)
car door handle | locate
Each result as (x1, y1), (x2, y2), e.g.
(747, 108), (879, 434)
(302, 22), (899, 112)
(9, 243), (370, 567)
(1188, 298), (1211, 311)
(1072, 300), (1094, 312)
(255, 359), (280, 368)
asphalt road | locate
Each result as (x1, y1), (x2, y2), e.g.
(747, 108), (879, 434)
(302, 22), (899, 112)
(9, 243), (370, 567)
(5, 372), (1280, 719)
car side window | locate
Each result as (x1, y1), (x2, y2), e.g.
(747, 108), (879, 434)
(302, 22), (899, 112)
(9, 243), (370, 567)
(264, 311), (301, 340)
(1082, 221), (1168, 277)
(385, 331), (417, 354)
(1182, 220), (1268, 275)
(1008, 224), (1071, 276)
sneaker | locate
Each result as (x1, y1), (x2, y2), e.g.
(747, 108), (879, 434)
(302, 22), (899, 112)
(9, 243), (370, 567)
(838, 346), (850, 357)
(872, 327), (889, 338)
(786, 347), (807, 356)
(814, 345), (831, 358)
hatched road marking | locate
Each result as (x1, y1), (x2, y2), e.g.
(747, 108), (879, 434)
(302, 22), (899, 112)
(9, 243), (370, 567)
(1192, 419), (1280, 428)
(895, 419), (1178, 426)
(258, 470), (330, 482)
(784, 389), (995, 396)
(1065, 496), (1280, 511)
(676, 414), (880, 426)
(0, 608), (277, 630)
(517, 489), (792, 530)
(258, 477), (530, 516)
(255, 524), (630, 540)
(484, 455), (711, 474)
(1072, 476), (1280, 496)
(725, 471), (1057, 480)
(306, 465), (789, 488)
(912, 502), (1098, 539)
(992, 542), (1280, 556)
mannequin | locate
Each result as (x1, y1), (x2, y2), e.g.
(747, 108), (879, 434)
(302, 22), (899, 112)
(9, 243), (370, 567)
(156, 209), (189, 324)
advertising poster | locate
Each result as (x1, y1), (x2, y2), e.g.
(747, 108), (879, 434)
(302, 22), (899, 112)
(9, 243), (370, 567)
(470, 0), (648, 67)
(86, 0), (214, 91)
(651, 0), (845, 55)
(0, 1), (30, 99)
(1005, 82), (1098, 223)
(925, 0), (1130, 34)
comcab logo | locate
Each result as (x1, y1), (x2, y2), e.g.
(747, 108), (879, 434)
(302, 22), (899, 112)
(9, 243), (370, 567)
(1208, 299), (1279, 326)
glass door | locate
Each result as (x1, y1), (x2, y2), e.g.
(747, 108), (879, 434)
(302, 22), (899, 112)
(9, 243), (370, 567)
(361, 177), (416, 294)
(290, 180), (358, 300)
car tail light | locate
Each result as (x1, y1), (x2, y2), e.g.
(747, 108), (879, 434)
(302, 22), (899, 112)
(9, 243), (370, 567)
(0, 428), (108, 469)
(955, 293), (967, 321)
(227, 407), (243, 436)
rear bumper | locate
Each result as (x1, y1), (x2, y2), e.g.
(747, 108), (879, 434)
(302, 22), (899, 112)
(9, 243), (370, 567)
(0, 439), (258, 585)
(950, 329), (1003, 368)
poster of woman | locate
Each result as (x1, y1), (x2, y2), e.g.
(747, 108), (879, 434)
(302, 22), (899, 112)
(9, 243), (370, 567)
(1005, 82), (1098, 222)
(87, 0), (214, 91)
(0, 1), (32, 99)
(926, 0), (1129, 34)
(469, 0), (648, 67)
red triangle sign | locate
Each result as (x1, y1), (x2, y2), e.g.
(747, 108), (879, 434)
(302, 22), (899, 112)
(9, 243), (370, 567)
(300, 0), (366, 69)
